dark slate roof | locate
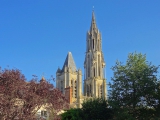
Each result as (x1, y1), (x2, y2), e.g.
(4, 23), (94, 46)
(62, 52), (77, 72)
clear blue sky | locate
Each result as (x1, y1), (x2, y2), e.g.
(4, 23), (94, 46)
(0, 0), (160, 87)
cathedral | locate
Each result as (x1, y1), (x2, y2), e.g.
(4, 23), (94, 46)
(56, 11), (107, 108)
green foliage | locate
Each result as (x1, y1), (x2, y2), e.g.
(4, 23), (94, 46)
(61, 98), (113, 120)
(61, 108), (84, 120)
(82, 98), (113, 120)
(109, 52), (160, 119)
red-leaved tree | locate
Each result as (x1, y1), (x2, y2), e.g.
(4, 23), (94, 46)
(0, 68), (69, 120)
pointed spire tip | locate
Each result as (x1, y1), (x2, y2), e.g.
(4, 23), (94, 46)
(90, 9), (97, 31)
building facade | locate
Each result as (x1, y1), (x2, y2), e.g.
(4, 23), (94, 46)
(56, 11), (107, 108)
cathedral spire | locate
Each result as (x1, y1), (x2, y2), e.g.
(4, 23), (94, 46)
(84, 11), (106, 99)
(90, 11), (97, 31)
(62, 52), (77, 72)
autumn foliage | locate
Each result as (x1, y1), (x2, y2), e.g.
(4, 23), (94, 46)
(0, 68), (69, 120)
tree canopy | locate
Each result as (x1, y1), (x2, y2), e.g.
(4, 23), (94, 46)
(109, 52), (160, 119)
(0, 68), (69, 120)
(61, 98), (113, 120)
(82, 98), (113, 120)
(61, 108), (84, 120)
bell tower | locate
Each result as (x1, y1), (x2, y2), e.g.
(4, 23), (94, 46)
(84, 11), (107, 99)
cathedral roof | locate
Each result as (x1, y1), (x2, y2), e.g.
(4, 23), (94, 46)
(62, 52), (77, 72)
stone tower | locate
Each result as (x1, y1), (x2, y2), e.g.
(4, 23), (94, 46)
(56, 52), (82, 100)
(84, 11), (107, 99)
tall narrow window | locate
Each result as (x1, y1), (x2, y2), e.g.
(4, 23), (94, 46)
(100, 85), (102, 97)
(71, 80), (73, 96)
(93, 39), (94, 49)
(87, 85), (89, 96)
(94, 67), (95, 77)
(88, 55), (90, 77)
(71, 80), (73, 86)
(61, 81), (63, 93)
(98, 55), (101, 77)
(75, 81), (77, 98)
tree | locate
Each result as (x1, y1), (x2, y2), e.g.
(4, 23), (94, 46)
(0, 68), (69, 120)
(109, 52), (160, 119)
(61, 98), (113, 120)
(82, 98), (113, 120)
(0, 68), (27, 119)
(61, 108), (84, 120)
